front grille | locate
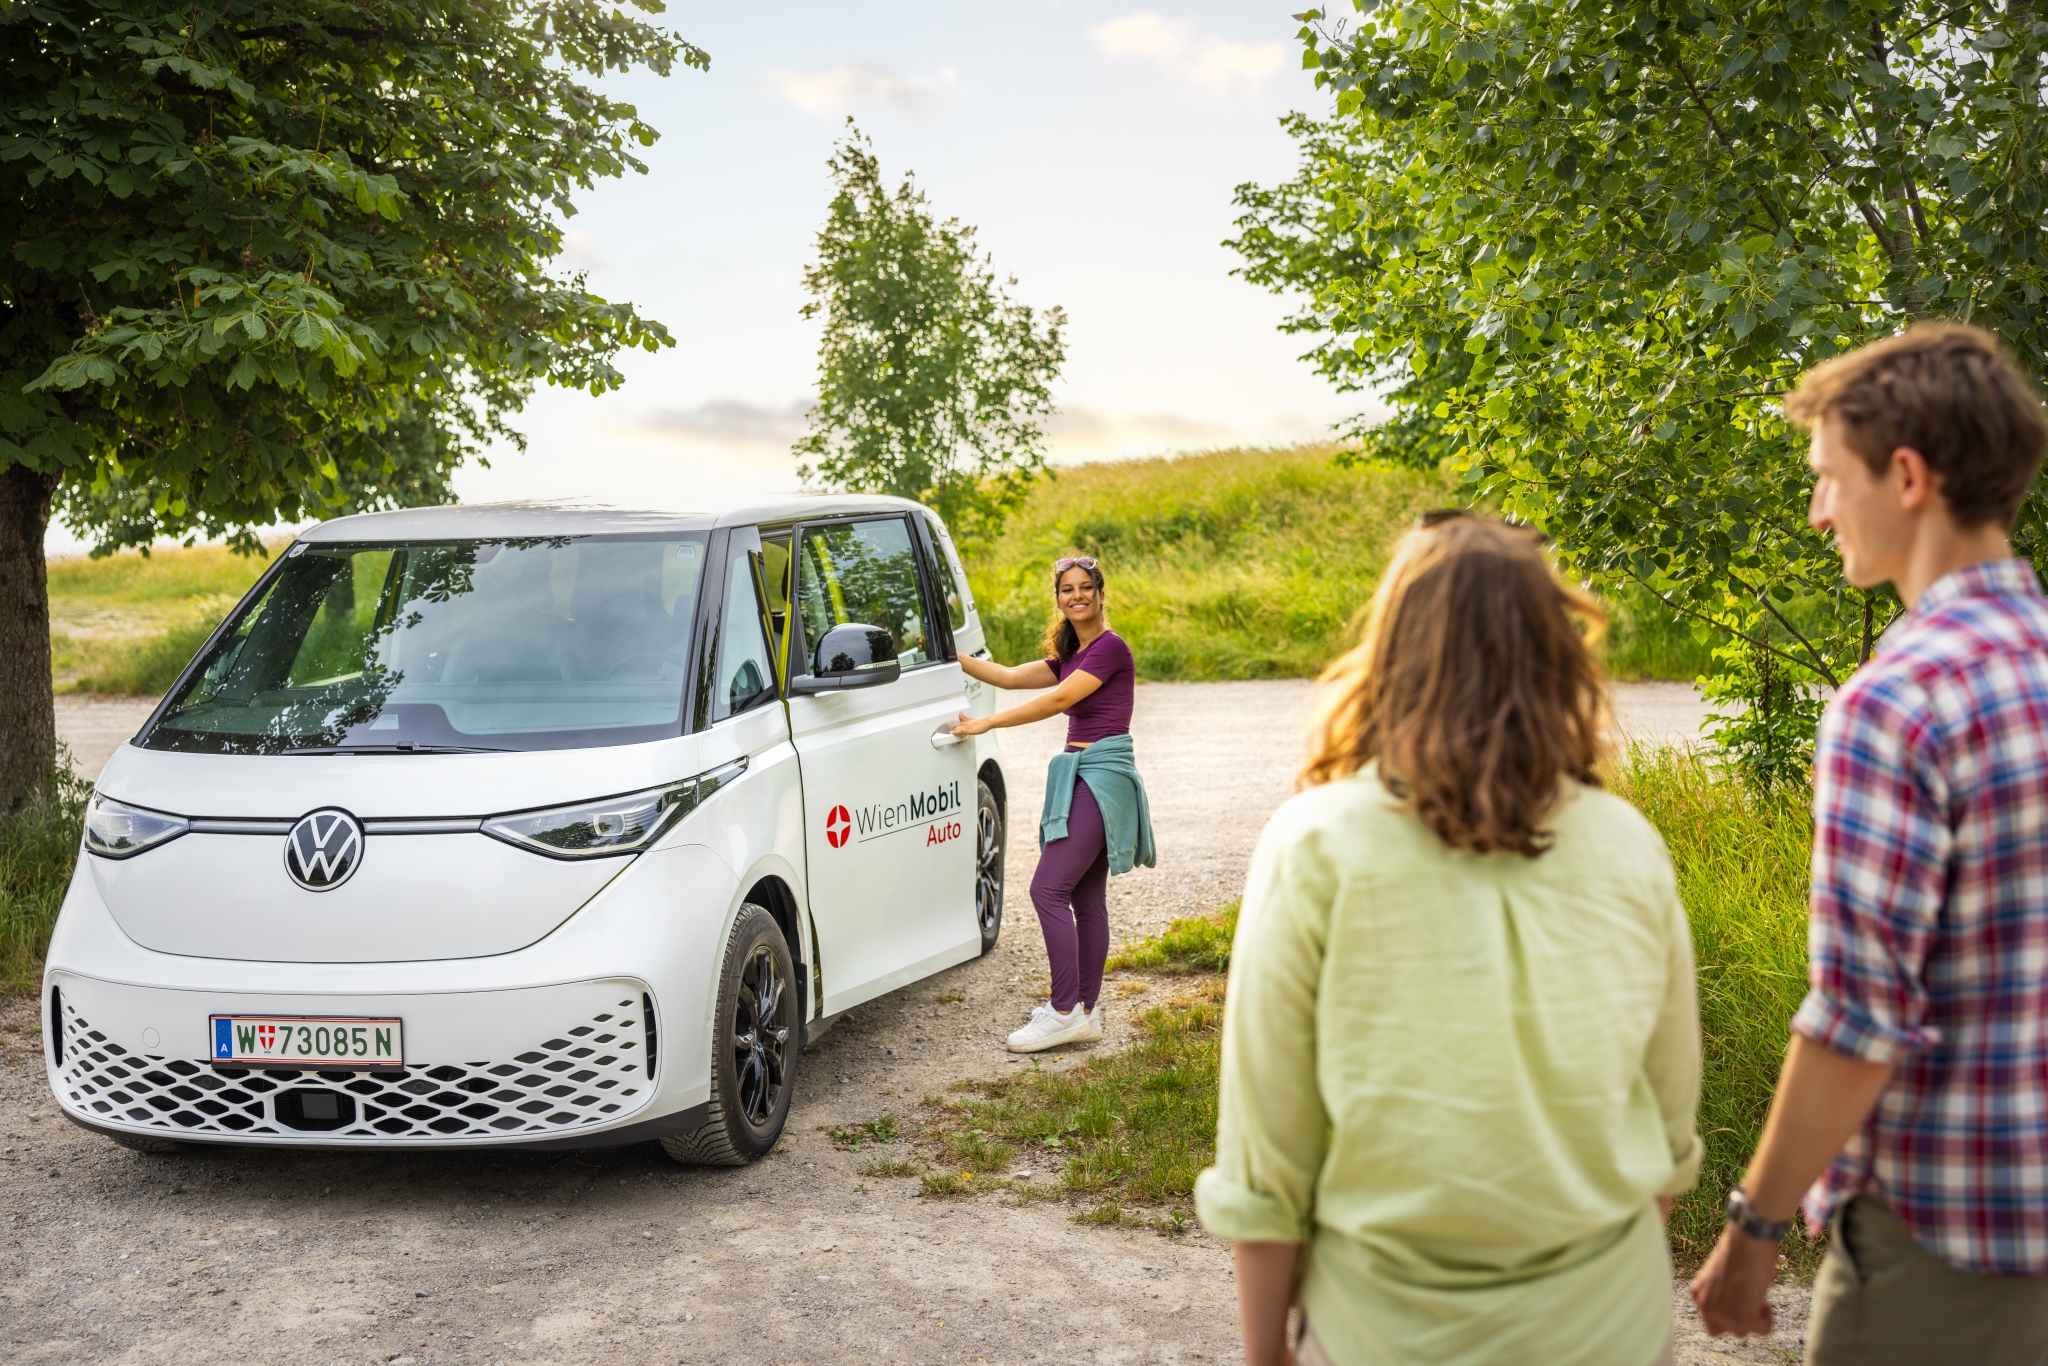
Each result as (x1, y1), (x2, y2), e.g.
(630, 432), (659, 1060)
(54, 993), (656, 1142)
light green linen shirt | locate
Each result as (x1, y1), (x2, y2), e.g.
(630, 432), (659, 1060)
(1194, 765), (1702, 1366)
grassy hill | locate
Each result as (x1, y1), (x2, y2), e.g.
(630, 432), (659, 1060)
(39, 446), (1716, 695)
(963, 445), (1715, 682)
(49, 542), (279, 694)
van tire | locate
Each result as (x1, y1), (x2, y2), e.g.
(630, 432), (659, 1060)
(661, 904), (797, 1166)
(107, 1131), (189, 1154)
(976, 778), (1004, 956)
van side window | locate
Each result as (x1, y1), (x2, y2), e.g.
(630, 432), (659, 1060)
(713, 546), (776, 720)
(794, 518), (931, 673)
(758, 533), (794, 684)
(925, 514), (972, 631)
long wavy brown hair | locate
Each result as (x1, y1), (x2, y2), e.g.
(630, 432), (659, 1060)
(1302, 515), (1611, 856)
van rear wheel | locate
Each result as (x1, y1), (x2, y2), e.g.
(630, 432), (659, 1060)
(976, 778), (1004, 956)
(661, 904), (797, 1166)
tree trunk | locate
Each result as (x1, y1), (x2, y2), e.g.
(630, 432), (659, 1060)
(0, 463), (60, 813)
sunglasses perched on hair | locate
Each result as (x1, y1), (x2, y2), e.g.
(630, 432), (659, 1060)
(1415, 507), (1554, 545)
(1053, 556), (1099, 572)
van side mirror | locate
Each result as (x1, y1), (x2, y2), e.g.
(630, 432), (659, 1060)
(787, 623), (901, 694)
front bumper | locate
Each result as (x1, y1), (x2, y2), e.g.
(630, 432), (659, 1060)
(42, 841), (744, 1150)
(50, 971), (672, 1147)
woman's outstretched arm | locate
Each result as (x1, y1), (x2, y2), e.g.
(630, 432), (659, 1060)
(952, 668), (1104, 735)
(959, 654), (1058, 690)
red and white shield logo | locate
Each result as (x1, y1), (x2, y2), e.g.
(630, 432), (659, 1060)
(258, 1025), (276, 1052)
(825, 805), (851, 848)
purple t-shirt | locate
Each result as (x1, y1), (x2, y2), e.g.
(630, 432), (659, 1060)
(1049, 630), (1134, 746)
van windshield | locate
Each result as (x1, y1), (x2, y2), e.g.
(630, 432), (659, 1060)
(142, 536), (708, 755)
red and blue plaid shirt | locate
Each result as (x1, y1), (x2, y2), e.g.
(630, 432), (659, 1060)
(1795, 556), (2048, 1275)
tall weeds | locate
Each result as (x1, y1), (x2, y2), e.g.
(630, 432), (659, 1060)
(1610, 746), (1819, 1273)
(1, 761), (89, 995)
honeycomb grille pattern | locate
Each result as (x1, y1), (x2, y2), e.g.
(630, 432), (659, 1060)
(55, 994), (654, 1142)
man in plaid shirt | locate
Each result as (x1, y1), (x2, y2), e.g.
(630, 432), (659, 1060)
(1692, 324), (2048, 1362)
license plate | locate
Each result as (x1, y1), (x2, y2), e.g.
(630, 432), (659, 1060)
(210, 1015), (403, 1067)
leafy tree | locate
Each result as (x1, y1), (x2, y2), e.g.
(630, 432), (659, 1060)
(1234, 0), (2048, 779)
(0, 0), (702, 809)
(795, 122), (1067, 546)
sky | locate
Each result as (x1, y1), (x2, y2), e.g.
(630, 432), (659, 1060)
(52, 3), (1368, 552)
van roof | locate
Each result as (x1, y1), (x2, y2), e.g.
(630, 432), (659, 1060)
(296, 493), (936, 543)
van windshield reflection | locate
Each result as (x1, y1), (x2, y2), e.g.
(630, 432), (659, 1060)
(142, 536), (708, 755)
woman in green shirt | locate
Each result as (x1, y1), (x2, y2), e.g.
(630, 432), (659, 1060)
(1194, 515), (1701, 1366)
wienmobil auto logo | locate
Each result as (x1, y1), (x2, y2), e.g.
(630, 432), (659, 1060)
(830, 781), (964, 849)
(284, 808), (364, 891)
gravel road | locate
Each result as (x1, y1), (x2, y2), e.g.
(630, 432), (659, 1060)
(5, 682), (1807, 1364)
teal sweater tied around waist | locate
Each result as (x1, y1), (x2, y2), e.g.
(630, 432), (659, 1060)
(1039, 733), (1157, 875)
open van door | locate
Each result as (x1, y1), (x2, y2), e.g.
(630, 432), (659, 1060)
(772, 515), (980, 1014)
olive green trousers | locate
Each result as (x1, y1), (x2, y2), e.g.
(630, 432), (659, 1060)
(1808, 1196), (2048, 1366)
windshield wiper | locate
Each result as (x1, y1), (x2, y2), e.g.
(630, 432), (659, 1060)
(283, 744), (511, 755)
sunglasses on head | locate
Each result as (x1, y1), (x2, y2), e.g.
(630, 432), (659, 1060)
(1415, 507), (1554, 545)
(1054, 556), (1099, 572)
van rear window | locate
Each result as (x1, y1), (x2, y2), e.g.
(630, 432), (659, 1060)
(142, 535), (707, 754)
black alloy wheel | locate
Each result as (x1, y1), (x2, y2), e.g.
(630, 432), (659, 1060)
(976, 778), (1004, 955)
(733, 943), (788, 1126)
(660, 904), (798, 1165)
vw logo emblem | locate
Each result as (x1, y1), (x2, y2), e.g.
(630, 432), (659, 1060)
(284, 809), (364, 891)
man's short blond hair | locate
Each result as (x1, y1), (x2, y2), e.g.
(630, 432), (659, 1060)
(1785, 323), (2048, 528)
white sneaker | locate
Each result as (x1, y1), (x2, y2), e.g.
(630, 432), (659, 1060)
(1007, 1003), (1091, 1053)
(1078, 1003), (1104, 1042)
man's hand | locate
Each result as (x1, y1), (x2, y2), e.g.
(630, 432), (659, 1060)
(1689, 1227), (1779, 1337)
(1686, 1034), (1893, 1338)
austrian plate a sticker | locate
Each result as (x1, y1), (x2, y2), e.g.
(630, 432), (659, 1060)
(210, 1015), (403, 1067)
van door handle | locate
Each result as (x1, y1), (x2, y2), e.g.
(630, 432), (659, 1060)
(930, 728), (965, 749)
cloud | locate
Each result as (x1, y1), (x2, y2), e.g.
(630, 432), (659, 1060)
(1089, 13), (1285, 98)
(636, 397), (813, 449)
(763, 64), (960, 121)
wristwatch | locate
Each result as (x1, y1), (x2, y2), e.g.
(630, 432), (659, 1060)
(1725, 1186), (1790, 1243)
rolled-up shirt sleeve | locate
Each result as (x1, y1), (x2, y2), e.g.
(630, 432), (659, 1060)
(1193, 810), (1333, 1244)
(1790, 676), (1947, 1065)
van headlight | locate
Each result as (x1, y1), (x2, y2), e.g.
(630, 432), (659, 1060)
(481, 758), (748, 859)
(84, 794), (190, 859)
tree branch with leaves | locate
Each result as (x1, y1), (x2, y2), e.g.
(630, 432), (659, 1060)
(0, 0), (704, 808)
(1232, 0), (2048, 781)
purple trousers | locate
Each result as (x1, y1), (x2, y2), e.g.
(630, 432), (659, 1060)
(1032, 775), (1110, 1012)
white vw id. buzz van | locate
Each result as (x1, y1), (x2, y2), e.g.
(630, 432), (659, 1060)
(42, 496), (1007, 1165)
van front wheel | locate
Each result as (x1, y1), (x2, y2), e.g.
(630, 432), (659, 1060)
(660, 904), (797, 1166)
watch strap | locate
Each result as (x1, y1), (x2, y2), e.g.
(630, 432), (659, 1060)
(1725, 1185), (1790, 1242)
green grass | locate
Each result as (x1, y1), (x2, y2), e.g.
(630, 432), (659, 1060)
(1, 762), (89, 995)
(962, 445), (1718, 682)
(47, 541), (276, 694)
(1104, 902), (1238, 974)
(966, 445), (1449, 679)
(922, 981), (1224, 1217)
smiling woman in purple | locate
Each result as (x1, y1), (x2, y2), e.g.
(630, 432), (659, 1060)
(952, 556), (1155, 1052)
